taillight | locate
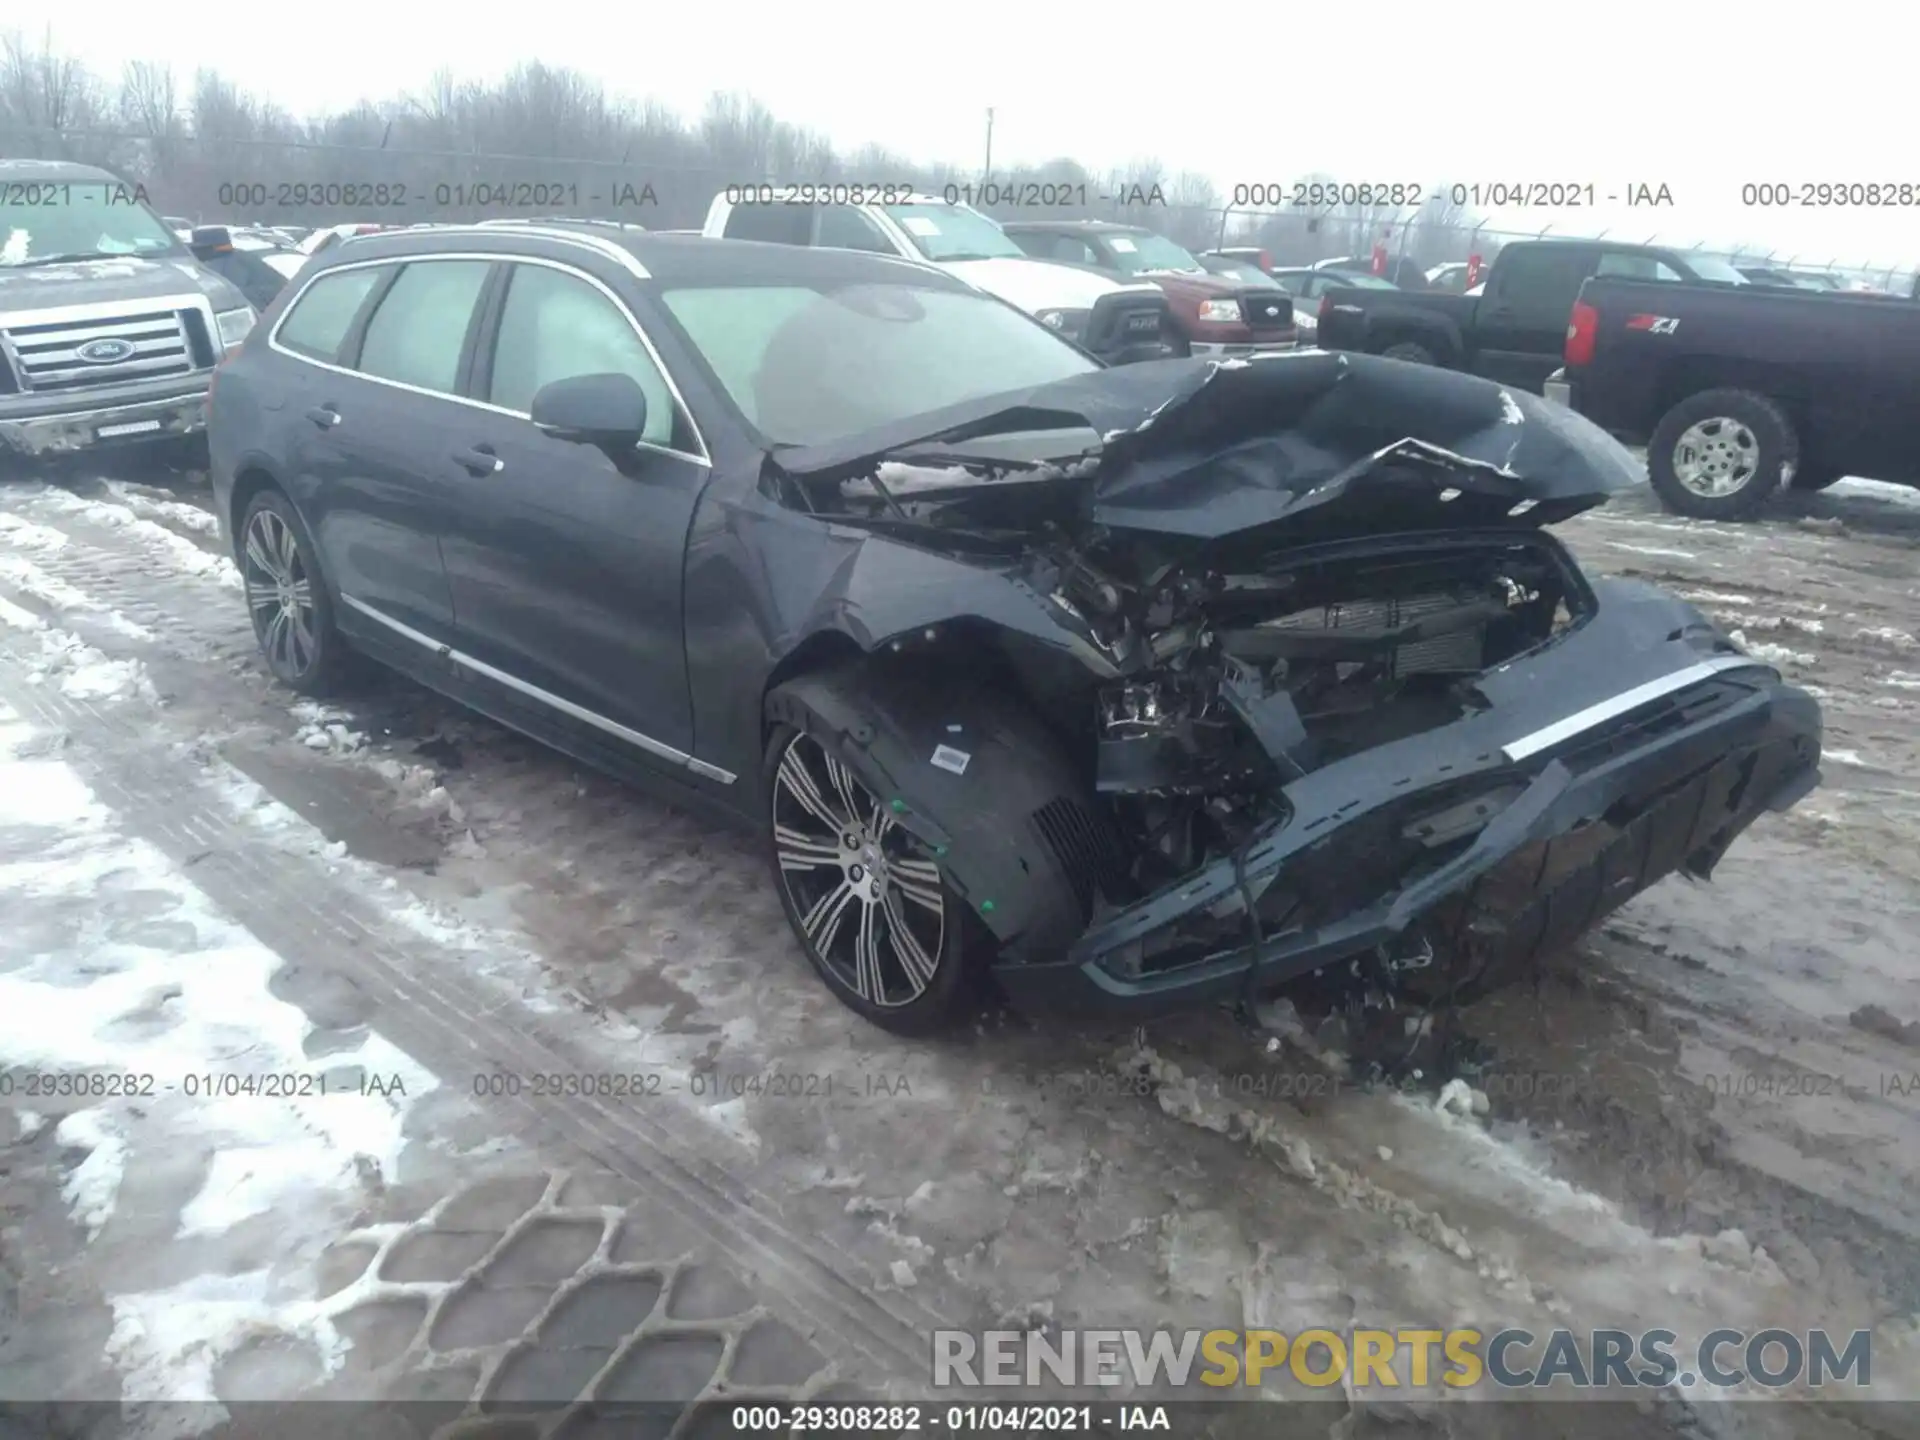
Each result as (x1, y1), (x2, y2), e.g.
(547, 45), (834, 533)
(1564, 300), (1598, 367)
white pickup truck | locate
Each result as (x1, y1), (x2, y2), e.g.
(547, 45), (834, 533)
(700, 192), (1175, 364)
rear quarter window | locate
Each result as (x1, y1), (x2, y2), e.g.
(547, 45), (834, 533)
(722, 203), (814, 245)
(275, 266), (385, 363)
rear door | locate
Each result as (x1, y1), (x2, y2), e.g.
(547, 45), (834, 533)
(1472, 245), (1600, 389)
(314, 256), (497, 650)
(436, 257), (711, 765)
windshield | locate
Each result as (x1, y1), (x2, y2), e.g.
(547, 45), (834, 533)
(1105, 232), (1203, 274)
(1330, 273), (1399, 290)
(662, 281), (1099, 446)
(1686, 255), (1750, 285)
(0, 182), (182, 267)
(881, 203), (1026, 262)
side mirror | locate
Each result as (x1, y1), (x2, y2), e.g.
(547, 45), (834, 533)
(531, 372), (648, 451)
(190, 225), (233, 259)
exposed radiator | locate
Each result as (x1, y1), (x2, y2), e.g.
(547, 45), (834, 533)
(1262, 592), (1485, 676)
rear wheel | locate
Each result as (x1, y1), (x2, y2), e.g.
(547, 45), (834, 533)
(763, 716), (978, 1035)
(1646, 388), (1792, 520)
(1381, 341), (1438, 365)
(239, 489), (355, 695)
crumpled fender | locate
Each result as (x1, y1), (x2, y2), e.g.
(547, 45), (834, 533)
(766, 658), (1103, 957)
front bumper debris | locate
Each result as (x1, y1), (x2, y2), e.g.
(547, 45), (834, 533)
(994, 594), (1822, 1015)
(0, 380), (210, 457)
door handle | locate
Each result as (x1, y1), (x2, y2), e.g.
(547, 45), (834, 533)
(452, 445), (504, 477)
(305, 405), (341, 429)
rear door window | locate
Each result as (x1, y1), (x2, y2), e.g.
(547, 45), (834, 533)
(1595, 253), (1685, 283)
(814, 205), (897, 254)
(275, 265), (386, 363)
(354, 259), (493, 394)
(1488, 247), (1598, 323)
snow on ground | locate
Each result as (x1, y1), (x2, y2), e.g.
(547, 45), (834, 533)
(0, 595), (158, 702)
(21, 487), (240, 590)
(101, 479), (223, 536)
(0, 553), (157, 641)
(0, 699), (436, 1419)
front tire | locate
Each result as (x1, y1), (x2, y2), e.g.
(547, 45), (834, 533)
(1646, 389), (1792, 520)
(238, 489), (354, 695)
(762, 717), (978, 1035)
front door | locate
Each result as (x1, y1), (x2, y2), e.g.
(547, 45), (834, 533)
(436, 258), (710, 764)
(1472, 245), (1598, 391)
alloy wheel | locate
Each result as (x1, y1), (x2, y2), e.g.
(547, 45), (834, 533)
(1672, 418), (1760, 497)
(242, 508), (317, 678)
(772, 732), (947, 1007)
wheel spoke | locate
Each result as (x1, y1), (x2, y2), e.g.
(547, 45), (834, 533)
(777, 743), (851, 831)
(272, 515), (299, 575)
(773, 823), (842, 872)
(288, 606), (315, 669)
(289, 578), (313, 608)
(801, 877), (859, 956)
(881, 890), (938, 991)
(264, 608), (292, 670)
(245, 529), (283, 583)
(891, 855), (944, 913)
(245, 581), (280, 613)
(823, 754), (867, 825)
(852, 899), (885, 1002)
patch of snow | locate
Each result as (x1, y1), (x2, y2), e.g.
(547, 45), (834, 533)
(1677, 589), (1753, 607)
(54, 1108), (128, 1238)
(1826, 750), (1867, 768)
(0, 700), (437, 1410)
(1737, 613), (1825, 636)
(0, 228), (27, 265)
(1832, 477), (1920, 509)
(23, 491), (240, 590)
(0, 600), (157, 702)
(1886, 672), (1920, 691)
(1857, 626), (1916, 649)
(1497, 390), (1525, 426)
(290, 701), (367, 756)
(844, 461), (995, 497)
(1610, 542), (1697, 560)
(101, 480), (221, 536)
(0, 513), (71, 550)
(1729, 630), (1816, 668)
(0, 554), (158, 640)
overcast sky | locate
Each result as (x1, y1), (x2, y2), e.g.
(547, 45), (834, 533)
(39, 0), (1919, 269)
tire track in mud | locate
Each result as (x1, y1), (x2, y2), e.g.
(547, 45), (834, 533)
(6, 471), (1920, 1418)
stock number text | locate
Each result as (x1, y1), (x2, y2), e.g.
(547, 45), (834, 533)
(1742, 182), (1920, 207)
(725, 182), (915, 206)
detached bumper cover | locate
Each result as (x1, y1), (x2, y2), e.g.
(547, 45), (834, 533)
(0, 375), (210, 456)
(994, 581), (1823, 1014)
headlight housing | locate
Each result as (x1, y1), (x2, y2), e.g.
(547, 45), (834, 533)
(216, 307), (256, 351)
(1197, 298), (1243, 324)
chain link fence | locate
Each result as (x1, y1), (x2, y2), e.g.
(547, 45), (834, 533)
(5, 125), (1914, 293)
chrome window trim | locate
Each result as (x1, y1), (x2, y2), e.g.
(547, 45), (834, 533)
(266, 250), (710, 467)
(1500, 655), (1766, 762)
(340, 595), (736, 785)
(342, 223), (652, 281)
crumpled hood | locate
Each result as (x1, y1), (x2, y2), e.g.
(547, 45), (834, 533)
(775, 349), (1642, 542)
(0, 253), (243, 314)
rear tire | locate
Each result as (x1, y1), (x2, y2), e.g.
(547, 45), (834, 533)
(238, 489), (356, 696)
(1381, 341), (1438, 365)
(762, 709), (980, 1036)
(1646, 388), (1792, 520)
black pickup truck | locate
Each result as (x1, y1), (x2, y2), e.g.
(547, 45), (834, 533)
(1313, 239), (1751, 392)
(1558, 274), (1920, 519)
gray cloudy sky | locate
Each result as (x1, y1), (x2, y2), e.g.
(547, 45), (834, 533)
(42, 0), (1919, 267)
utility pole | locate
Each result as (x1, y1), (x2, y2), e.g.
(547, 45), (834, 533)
(983, 108), (995, 181)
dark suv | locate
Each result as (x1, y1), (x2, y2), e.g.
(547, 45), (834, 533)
(209, 221), (1821, 1038)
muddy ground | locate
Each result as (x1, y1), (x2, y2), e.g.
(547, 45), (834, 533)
(2, 450), (1918, 1437)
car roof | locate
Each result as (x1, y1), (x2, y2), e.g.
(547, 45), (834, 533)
(0, 158), (123, 184)
(326, 220), (973, 289)
(997, 219), (1148, 236)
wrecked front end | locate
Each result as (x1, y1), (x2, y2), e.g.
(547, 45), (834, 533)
(770, 353), (1824, 1015)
